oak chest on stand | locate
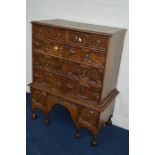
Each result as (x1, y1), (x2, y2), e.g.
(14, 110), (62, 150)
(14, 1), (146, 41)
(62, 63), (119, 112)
(29, 19), (126, 146)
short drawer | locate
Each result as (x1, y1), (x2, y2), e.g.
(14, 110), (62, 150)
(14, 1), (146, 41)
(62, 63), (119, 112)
(52, 28), (66, 42)
(33, 24), (66, 42)
(68, 31), (90, 47)
(33, 24), (53, 39)
(90, 35), (109, 50)
(78, 107), (99, 126)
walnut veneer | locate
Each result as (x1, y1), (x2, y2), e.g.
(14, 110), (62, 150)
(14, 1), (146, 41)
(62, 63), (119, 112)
(29, 19), (126, 146)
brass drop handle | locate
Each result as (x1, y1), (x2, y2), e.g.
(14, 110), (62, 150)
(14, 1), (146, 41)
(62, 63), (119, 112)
(85, 54), (89, 61)
(74, 36), (78, 42)
(96, 39), (101, 47)
(87, 113), (90, 119)
(74, 36), (82, 43)
(90, 110), (94, 114)
(82, 70), (86, 77)
(57, 33), (61, 39)
(45, 61), (50, 66)
(78, 37), (82, 43)
(84, 54), (92, 64)
(81, 88), (85, 95)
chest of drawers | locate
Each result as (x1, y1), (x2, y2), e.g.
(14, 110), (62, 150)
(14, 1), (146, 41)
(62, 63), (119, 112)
(29, 19), (126, 146)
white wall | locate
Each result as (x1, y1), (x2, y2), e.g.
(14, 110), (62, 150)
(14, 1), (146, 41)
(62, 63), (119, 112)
(26, 0), (129, 129)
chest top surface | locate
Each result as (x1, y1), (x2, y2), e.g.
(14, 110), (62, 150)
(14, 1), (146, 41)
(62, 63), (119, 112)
(32, 19), (126, 36)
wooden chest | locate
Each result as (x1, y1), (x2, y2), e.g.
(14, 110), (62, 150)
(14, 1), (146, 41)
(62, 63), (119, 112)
(29, 19), (126, 146)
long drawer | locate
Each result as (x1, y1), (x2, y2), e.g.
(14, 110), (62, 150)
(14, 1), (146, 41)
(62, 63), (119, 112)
(33, 52), (104, 86)
(33, 37), (106, 68)
(33, 68), (102, 104)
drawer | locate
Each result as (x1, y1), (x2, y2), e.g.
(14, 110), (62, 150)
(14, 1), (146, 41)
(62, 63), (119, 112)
(78, 107), (99, 126)
(33, 52), (53, 70)
(31, 88), (46, 110)
(68, 31), (90, 47)
(90, 35), (109, 50)
(62, 78), (102, 103)
(33, 52), (68, 74)
(52, 28), (66, 42)
(33, 68), (53, 87)
(33, 24), (66, 42)
(33, 37), (53, 53)
(33, 24), (53, 39)
(76, 82), (101, 103)
(78, 49), (106, 67)
(51, 57), (68, 75)
(68, 62), (103, 85)
(51, 44), (78, 60)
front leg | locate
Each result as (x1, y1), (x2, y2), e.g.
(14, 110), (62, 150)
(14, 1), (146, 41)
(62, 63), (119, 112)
(32, 110), (37, 120)
(75, 128), (81, 139)
(91, 135), (98, 147)
(44, 113), (49, 125)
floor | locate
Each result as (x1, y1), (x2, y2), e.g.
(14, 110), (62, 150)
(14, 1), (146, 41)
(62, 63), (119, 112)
(26, 93), (129, 155)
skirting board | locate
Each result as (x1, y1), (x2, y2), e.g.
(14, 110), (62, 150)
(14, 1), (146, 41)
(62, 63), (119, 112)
(26, 86), (128, 130)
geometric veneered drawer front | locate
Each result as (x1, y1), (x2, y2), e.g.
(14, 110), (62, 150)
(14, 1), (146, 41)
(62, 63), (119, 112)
(78, 107), (99, 126)
(61, 78), (102, 104)
(90, 35), (109, 50)
(33, 37), (106, 68)
(68, 30), (90, 47)
(33, 24), (66, 42)
(33, 24), (53, 39)
(68, 62), (104, 85)
(52, 27), (66, 42)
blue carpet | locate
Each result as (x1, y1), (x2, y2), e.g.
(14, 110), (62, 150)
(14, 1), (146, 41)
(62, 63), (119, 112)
(26, 93), (129, 155)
